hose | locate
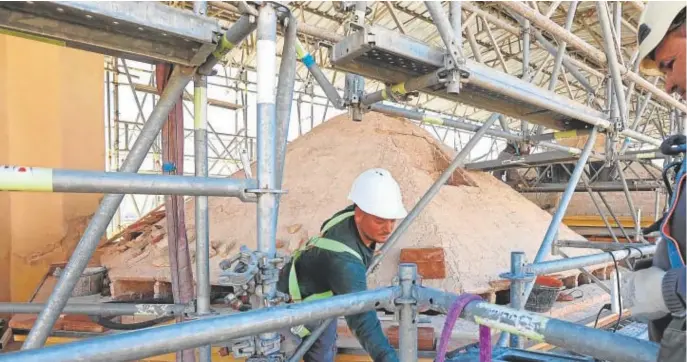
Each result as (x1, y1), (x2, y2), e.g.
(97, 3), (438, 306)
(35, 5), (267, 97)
(662, 160), (682, 198)
(436, 294), (490, 362)
(93, 315), (175, 331)
(89, 298), (177, 331)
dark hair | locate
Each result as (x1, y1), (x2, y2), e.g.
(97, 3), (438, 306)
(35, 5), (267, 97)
(504, 143), (518, 155)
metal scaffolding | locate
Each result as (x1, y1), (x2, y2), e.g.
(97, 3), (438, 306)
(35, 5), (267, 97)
(0, 1), (683, 362)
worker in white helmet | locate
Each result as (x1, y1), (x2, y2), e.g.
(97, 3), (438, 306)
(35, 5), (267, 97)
(277, 168), (407, 362)
(619, 3), (686, 361)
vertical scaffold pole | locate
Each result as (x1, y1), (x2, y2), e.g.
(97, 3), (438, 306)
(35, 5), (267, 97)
(508, 252), (526, 348)
(597, 1), (628, 126)
(193, 4), (210, 362)
(21, 66), (195, 350)
(521, 15), (531, 136)
(256, 3), (280, 356)
(398, 264), (418, 362)
(449, 2), (462, 50)
(548, 2), (578, 92)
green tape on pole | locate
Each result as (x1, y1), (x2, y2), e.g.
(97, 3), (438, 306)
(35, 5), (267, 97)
(0, 166), (53, 191)
(212, 35), (235, 58)
(422, 116), (444, 126)
(295, 40), (307, 60)
(474, 315), (547, 342)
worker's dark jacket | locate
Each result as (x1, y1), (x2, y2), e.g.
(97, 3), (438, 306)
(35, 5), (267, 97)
(277, 205), (398, 362)
(648, 187), (685, 362)
(647, 145), (685, 361)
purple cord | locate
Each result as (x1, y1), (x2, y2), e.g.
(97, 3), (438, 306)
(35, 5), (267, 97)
(435, 294), (491, 362)
(479, 325), (492, 361)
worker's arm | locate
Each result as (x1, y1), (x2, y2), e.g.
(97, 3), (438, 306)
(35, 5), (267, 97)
(328, 256), (399, 362)
(620, 265), (686, 320)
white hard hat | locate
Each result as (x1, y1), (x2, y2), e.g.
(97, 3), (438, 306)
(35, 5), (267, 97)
(348, 168), (408, 220)
(637, 1), (686, 76)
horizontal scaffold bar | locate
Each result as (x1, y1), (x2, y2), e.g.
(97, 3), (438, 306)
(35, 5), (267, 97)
(0, 302), (187, 317)
(419, 287), (658, 362)
(0, 287), (397, 362)
(0, 166), (257, 199)
(516, 181), (662, 193)
(371, 104), (588, 155)
(527, 244), (656, 276)
(555, 240), (649, 251)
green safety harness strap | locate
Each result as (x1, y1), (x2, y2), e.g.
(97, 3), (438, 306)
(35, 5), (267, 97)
(288, 211), (362, 337)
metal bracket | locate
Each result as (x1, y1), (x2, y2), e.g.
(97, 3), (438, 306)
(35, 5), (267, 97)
(346, 21), (366, 34)
(228, 334), (283, 360)
(444, 60), (461, 94)
(246, 188), (288, 195)
(246, 354), (285, 362)
(231, 336), (257, 358)
(393, 288), (419, 321)
(499, 271), (536, 282)
(256, 334), (282, 356)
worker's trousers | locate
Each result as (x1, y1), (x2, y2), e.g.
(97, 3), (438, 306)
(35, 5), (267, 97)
(303, 320), (338, 362)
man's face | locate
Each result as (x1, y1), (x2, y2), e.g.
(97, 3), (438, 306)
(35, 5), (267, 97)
(354, 208), (396, 245)
(520, 144), (532, 155)
(654, 25), (686, 99)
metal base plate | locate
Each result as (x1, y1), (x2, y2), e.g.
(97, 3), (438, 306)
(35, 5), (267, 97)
(331, 25), (604, 131)
(0, 1), (222, 66)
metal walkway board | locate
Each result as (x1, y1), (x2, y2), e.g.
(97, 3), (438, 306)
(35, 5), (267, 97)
(465, 151), (580, 171)
(331, 25), (606, 131)
(0, 1), (222, 66)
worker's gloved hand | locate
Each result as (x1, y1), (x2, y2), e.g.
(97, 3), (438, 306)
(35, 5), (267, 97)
(618, 266), (670, 321)
(660, 134), (686, 155)
(277, 327), (302, 356)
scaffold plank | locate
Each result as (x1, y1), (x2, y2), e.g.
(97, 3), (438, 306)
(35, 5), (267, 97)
(330, 25), (604, 131)
(0, 1), (222, 66)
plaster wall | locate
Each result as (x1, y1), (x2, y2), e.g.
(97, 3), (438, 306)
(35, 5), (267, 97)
(0, 34), (105, 302)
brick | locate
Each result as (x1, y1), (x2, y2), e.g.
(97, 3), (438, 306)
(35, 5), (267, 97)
(110, 278), (155, 301)
(61, 315), (105, 333)
(399, 248), (446, 279)
(154, 281), (172, 299)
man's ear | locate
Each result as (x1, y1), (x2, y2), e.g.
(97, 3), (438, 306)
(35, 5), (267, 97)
(353, 205), (364, 224)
